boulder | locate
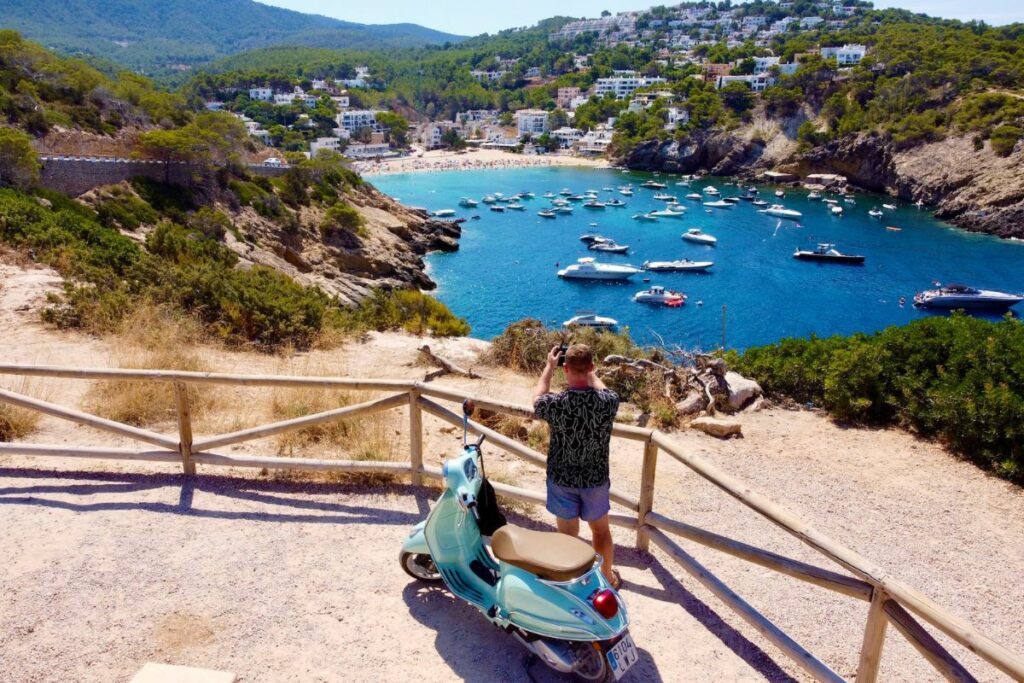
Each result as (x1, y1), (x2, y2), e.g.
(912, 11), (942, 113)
(690, 416), (742, 439)
(725, 371), (763, 412)
(675, 390), (707, 416)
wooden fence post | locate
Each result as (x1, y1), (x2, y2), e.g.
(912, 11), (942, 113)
(635, 438), (659, 551)
(855, 588), (889, 683)
(174, 382), (195, 476)
(408, 389), (423, 485)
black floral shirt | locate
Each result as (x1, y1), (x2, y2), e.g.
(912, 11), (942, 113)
(534, 388), (620, 488)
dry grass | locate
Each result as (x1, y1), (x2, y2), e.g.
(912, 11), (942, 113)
(84, 307), (219, 427)
(0, 378), (45, 442)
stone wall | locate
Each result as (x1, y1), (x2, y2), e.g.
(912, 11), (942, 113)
(39, 158), (290, 197)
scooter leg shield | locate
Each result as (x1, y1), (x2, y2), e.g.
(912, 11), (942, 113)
(402, 521), (431, 555)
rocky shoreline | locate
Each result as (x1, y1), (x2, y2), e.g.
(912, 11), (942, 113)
(622, 131), (1024, 240)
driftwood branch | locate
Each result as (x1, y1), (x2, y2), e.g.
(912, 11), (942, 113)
(418, 345), (486, 382)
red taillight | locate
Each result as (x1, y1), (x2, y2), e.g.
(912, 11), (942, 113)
(592, 589), (619, 619)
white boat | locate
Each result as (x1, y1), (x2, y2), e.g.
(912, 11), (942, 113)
(831, 205), (844, 215)
(579, 234), (607, 244)
(519, 191), (536, 199)
(557, 258), (641, 281)
(703, 186), (720, 196)
(794, 243), (865, 264)
(723, 197), (741, 204)
(633, 285), (686, 307)
(567, 195), (586, 202)
(432, 209), (456, 217)
(633, 213), (659, 222)
(563, 312), (619, 329)
(589, 241), (629, 254)
(883, 203), (897, 210)
(844, 198), (856, 204)
(775, 189), (785, 198)
(490, 205), (505, 213)
(682, 229), (717, 245)
(643, 259), (714, 272)
(914, 284), (1024, 311)
(551, 198), (569, 206)
(868, 209), (884, 218)
(703, 200), (732, 209)
(653, 193), (677, 202)
(759, 204), (803, 220)
(559, 188), (573, 196)
(458, 198), (478, 208)
(641, 180), (667, 189)
(506, 203), (526, 211)
(602, 187), (614, 192)
(649, 208), (686, 218)
(554, 206), (574, 214)
(619, 187), (634, 196)
(823, 198), (839, 205)
(685, 193), (703, 200)
(752, 199), (769, 207)
(543, 192), (556, 199)
(482, 195), (498, 204)
(538, 210), (556, 218)
(606, 199), (627, 207)
(583, 200), (606, 209)
(808, 192), (821, 200)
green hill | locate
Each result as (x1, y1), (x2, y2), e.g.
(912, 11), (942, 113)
(0, 0), (463, 74)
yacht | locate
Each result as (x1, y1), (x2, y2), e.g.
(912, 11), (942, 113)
(759, 205), (803, 220)
(554, 206), (574, 214)
(518, 191), (535, 199)
(589, 241), (630, 254)
(567, 195), (586, 202)
(823, 198), (839, 205)
(583, 200), (607, 209)
(913, 285), (1023, 311)
(633, 213), (659, 222)
(490, 205), (506, 213)
(649, 208), (686, 218)
(641, 180), (667, 189)
(579, 234), (607, 244)
(606, 198), (627, 207)
(619, 187), (634, 196)
(432, 209), (456, 217)
(458, 198), (478, 208)
(794, 243), (865, 264)
(551, 198), (569, 206)
(602, 187), (615, 192)
(559, 188), (573, 196)
(752, 199), (769, 207)
(557, 258), (641, 281)
(482, 195), (498, 204)
(808, 192), (822, 200)
(653, 193), (677, 202)
(633, 285), (686, 307)
(562, 312), (619, 329)
(868, 208), (884, 218)
(506, 203), (526, 211)
(543, 192), (556, 199)
(883, 203), (897, 210)
(538, 209), (557, 219)
(682, 229), (718, 245)
(844, 197), (856, 204)
(831, 205), (844, 215)
(643, 259), (714, 272)
(703, 200), (733, 209)
(685, 193), (703, 200)
(703, 186), (720, 196)
(723, 196), (741, 204)
(775, 189), (785, 198)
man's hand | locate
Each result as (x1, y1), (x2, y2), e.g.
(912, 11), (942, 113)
(534, 345), (561, 404)
(547, 344), (562, 369)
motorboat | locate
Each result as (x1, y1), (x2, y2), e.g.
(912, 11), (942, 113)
(432, 209), (456, 217)
(490, 205), (506, 212)
(554, 206), (574, 214)
(686, 193), (703, 200)
(641, 180), (667, 189)
(538, 209), (556, 218)
(703, 186), (720, 196)
(543, 192), (556, 199)
(883, 204), (897, 210)
(458, 198), (478, 208)
(831, 205), (844, 215)
(589, 241), (630, 254)
(739, 193), (756, 201)
(823, 198), (838, 205)
(775, 189), (785, 198)
(703, 200), (732, 209)
(506, 203), (526, 211)
(868, 209), (884, 218)
(579, 234), (608, 244)
(563, 312), (619, 329)
(913, 284), (1023, 311)
(633, 213), (659, 222)
(653, 193), (677, 202)
(643, 259), (714, 272)
(606, 199), (627, 207)
(844, 198), (856, 204)
(759, 205), (803, 220)
(723, 197), (741, 204)
(567, 195), (586, 202)
(518, 191), (535, 199)
(551, 198), (569, 206)
(808, 192), (821, 200)
(470, 215), (481, 220)
(585, 189), (600, 195)
(559, 188), (573, 196)
(619, 187), (634, 196)
(557, 258), (641, 281)
(583, 200), (606, 209)
(674, 180), (690, 186)
(752, 199), (769, 207)
(682, 229), (717, 245)
(794, 243), (865, 264)
(602, 187), (614, 192)
(633, 285), (686, 307)
(649, 208), (686, 218)
(482, 195), (498, 204)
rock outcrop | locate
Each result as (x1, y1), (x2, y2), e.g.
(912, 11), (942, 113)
(624, 132), (766, 177)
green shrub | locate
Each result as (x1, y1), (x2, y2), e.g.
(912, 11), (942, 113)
(94, 187), (159, 231)
(339, 289), (469, 337)
(990, 125), (1022, 157)
(486, 319), (644, 373)
(728, 315), (1024, 482)
(320, 202), (365, 238)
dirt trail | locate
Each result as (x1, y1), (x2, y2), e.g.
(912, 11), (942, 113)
(2, 262), (1023, 682)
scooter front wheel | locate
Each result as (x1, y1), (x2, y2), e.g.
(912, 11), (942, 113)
(399, 551), (443, 582)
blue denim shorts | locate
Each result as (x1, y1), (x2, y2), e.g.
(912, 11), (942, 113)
(546, 478), (611, 523)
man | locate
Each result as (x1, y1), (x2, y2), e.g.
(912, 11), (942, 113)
(533, 343), (621, 589)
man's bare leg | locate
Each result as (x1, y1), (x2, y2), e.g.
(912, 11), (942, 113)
(556, 516), (580, 537)
(588, 515), (615, 583)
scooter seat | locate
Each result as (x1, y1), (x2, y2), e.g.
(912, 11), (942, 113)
(491, 525), (596, 581)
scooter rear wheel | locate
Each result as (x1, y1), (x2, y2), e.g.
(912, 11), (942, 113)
(572, 642), (612, 682)
(400, 551), (442, 582)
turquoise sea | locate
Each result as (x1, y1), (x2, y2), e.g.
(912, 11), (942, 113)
(372, 167), (1024, 350)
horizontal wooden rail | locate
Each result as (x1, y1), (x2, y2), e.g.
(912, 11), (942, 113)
(192, 393), (408, 451)
(0, 388), (178, 450)
(647, 527), (844, 683)
(191, 452), (415, 474)
(651, 432), (1024, 680)
(417, 396), (641, 512)
(883, 600), (979, 683)
(0, 443), (181, 463)
(645, 512), (872, 601)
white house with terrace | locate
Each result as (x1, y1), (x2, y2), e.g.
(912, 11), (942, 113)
(516, 109), (550, 136)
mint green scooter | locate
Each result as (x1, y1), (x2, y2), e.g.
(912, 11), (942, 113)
(400, 401), (637, 681)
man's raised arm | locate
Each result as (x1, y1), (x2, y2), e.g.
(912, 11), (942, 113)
(533, 345), (562, 405)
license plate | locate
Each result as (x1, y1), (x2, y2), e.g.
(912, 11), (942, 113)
(606, 633), (638, 680)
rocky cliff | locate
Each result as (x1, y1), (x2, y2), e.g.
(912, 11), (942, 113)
(623, 124), (1024, 239)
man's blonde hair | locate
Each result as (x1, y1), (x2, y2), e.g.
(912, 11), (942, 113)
(564, 343), (594, 371)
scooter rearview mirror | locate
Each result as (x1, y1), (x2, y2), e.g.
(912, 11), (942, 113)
(462, 399), (476, 417)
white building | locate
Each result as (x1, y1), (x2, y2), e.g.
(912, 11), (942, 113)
(801, 17), (825, 29)
(821, 44), (867, 65)
(594, 75), (666, 100)
(665, 107), (689, 130)
(337, 109), (383, 134)
(715, 73), (774, 92)
(576, 126), (614, 155)
(516, 109), (550, 136)
(345, 142), (392, 159)
(457, 110), (498, 123)
(470, 70), (506, 82)
(248, 87), (273, 102)
(331, 95), (350, 109)
(551, 127), (583, 148)
(310, 137), (342, 157)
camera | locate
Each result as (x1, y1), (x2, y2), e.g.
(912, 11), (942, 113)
(556, 342), (569, 367)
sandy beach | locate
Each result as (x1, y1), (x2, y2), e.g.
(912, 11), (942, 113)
(355, 147), (612, 176)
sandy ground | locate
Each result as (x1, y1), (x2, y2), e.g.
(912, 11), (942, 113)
(354, 147), (611, 176)
(2, 260), (1023, 682)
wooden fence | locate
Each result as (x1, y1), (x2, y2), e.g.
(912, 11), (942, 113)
(0, 363), (1022, 682)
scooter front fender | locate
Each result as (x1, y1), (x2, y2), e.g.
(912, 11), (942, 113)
(402, 520), (431, 556)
